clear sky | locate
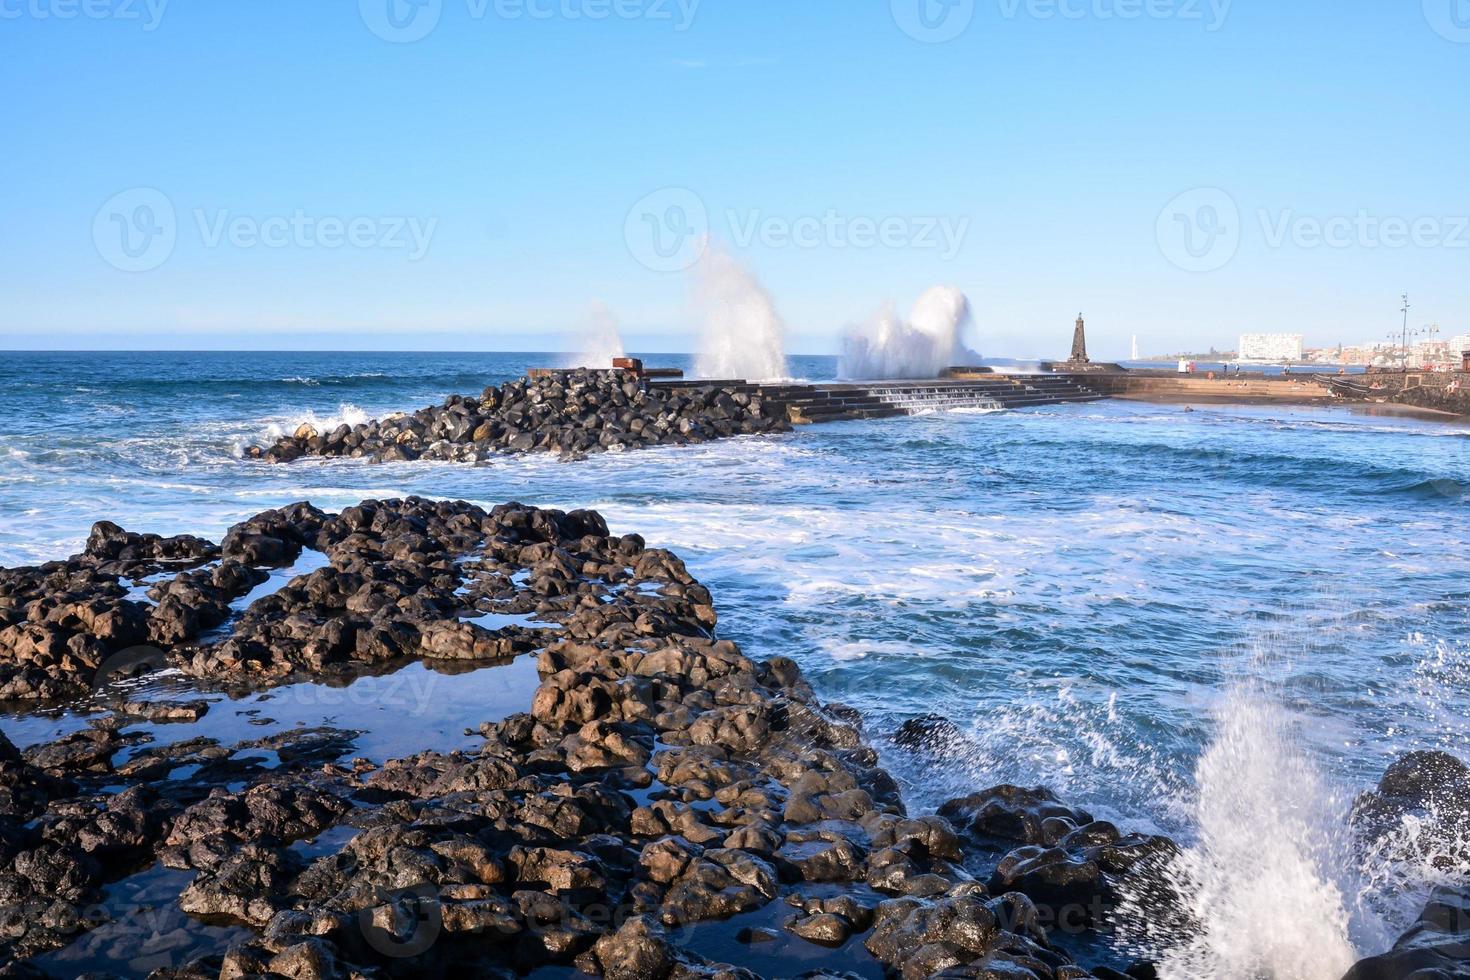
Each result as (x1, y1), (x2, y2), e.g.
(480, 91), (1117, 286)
(3, 0), (1468, 357)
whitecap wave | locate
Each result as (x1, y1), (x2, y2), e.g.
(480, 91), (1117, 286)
(251, 403), (372, 449)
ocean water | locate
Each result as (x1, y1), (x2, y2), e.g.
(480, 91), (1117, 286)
(3, 351), (1470, 971)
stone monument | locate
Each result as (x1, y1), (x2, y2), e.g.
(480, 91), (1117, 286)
(1069, 313), (1089, 364)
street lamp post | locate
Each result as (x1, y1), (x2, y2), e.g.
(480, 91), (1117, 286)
(1400, 294), (1411, 372)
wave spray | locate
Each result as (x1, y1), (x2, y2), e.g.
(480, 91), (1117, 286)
(838, 286), (977, 380)
(1139, 687), (1358, 980)
(562, 301), (626, 369)
(692, 247), (789, 381)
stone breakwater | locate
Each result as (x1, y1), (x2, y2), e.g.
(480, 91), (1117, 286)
(0, 498), (1464, 980)
(249, 369), (790, 464)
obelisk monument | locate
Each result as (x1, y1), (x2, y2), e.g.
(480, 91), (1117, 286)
(1069, 313), (1089, 364)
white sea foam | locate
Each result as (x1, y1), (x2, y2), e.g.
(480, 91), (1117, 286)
(251, 403), (372, 450)
(816, 639), (931, 662)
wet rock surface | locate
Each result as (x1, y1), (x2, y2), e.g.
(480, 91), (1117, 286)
(1341, 885), (1470, 980)
(250, 368), (790, 465)
(1353, 750), (1470, 868)
(938, 786), (1178, 928)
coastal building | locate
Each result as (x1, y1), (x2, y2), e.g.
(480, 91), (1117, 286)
(1238, 333), (1305, 362)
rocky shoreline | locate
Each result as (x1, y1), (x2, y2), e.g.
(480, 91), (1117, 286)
(250, 370), (789, 464)
(0, 499), (1465, 979)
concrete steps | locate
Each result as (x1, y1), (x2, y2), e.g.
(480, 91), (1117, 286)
(653, 375), (1104, 425)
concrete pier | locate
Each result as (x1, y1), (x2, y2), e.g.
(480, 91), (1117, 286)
(652, 375), (1104, 424)
(1078, 371), (1335, 405)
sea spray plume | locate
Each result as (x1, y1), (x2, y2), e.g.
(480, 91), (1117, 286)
(838, 286), (977, 380)
(1116, 683), (1359, 980)
(692, 247), (789, 381)
(561, 301), (626, 369)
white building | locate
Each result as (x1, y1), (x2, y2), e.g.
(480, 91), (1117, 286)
(1238, 333), (1304, 362)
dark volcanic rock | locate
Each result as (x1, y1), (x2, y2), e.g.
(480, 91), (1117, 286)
(0, 498), (1134, 979)
(892, 713), (967, 754)
(940, 785), (1178, 926)
(1354, 751), (1470, 871)
(1356, 751), (1470, 825)
(1342, 886), (1470, 980)
(940, 785), (1094, 847)
(251, 369), (791, 465)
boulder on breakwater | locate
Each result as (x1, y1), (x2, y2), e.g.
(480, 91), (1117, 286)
(249, 368), (790, 464)
(1342, 885), (1470, 980)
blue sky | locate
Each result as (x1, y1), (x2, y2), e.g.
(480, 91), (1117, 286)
(3, 0), (1468, 357)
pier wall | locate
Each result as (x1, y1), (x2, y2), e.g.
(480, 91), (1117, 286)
(1077, 372), (1335, 405)
(1358, 371), (1470, 416)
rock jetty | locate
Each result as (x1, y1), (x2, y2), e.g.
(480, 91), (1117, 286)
(0, 498), (1464, 979)
(249, 369), (789, 464)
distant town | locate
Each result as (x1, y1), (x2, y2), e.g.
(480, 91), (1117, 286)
(1154, 326), (1469, 370)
